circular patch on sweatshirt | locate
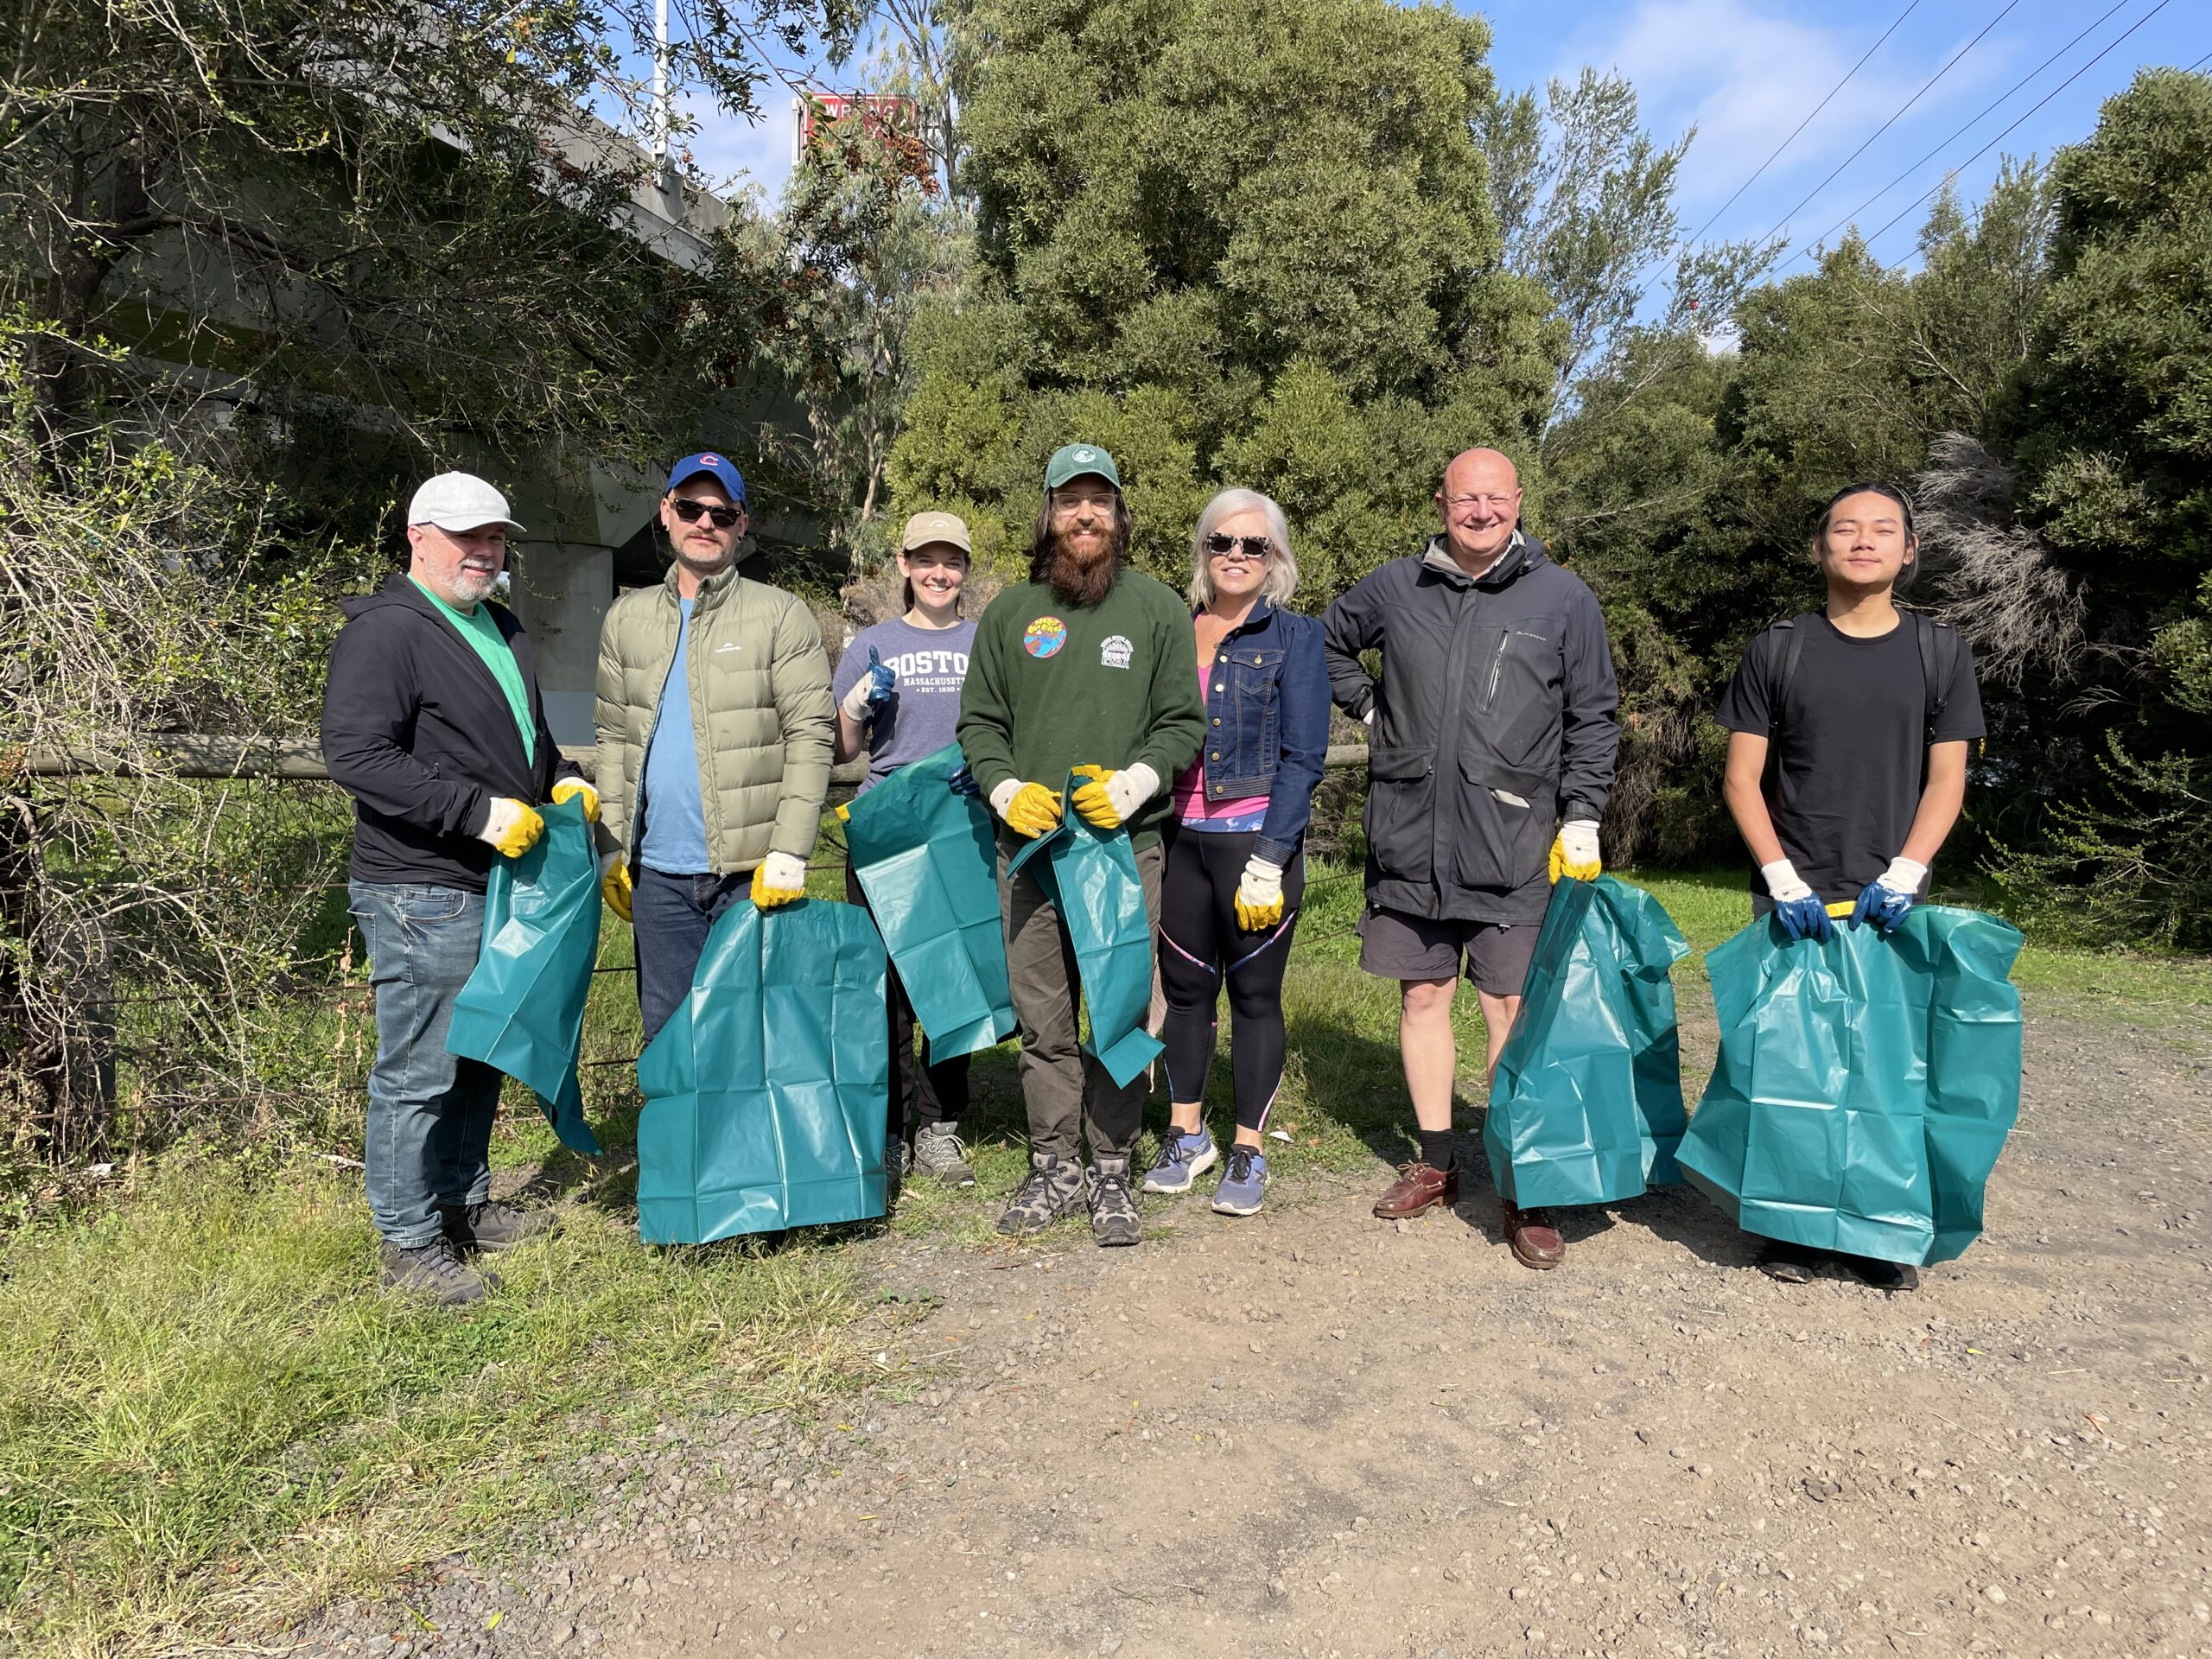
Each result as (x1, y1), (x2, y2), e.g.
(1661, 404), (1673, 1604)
(1022, 615), (1069, 658)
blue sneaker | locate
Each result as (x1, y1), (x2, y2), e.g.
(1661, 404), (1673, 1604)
(1211, 1146), (1268, 1217)
(1141, 1126), (1217, 1194)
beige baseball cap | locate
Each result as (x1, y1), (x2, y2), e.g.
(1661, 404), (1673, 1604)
(899, 511), (972, 554)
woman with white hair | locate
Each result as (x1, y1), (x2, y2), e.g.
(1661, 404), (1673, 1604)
(1142, 488), (1331, 1217)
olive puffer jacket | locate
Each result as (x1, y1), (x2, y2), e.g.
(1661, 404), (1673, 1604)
(594, 561), (835, 874)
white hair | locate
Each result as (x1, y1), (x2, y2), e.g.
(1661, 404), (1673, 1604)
(1189, 488), (1299, 610)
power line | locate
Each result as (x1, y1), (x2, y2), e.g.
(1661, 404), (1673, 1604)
(1788, 0), (2136, 267)
(1871, 0), (2178, 262)
(1680, 0), (1923, 250)
(1758, 0), (2023, 249)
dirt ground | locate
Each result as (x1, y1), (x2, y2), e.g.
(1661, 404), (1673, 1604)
(300, 996), (2212, 1659)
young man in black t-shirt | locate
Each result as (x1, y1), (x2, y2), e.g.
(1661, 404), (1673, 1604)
(1714, 480), (1986, 1289)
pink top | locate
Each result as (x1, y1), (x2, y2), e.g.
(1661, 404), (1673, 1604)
(1174, 658), (1269, 830)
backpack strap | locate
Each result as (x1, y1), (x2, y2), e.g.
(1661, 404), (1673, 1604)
(1768, 617), (1808, 739)
(1911, 611), (1960, 746)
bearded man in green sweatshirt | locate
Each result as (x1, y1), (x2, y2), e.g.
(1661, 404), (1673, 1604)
(957, 445), (1205, 1247)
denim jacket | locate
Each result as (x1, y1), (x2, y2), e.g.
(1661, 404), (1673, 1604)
(1192, 598), (1332, 866)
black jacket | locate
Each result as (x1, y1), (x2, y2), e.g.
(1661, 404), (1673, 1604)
(1323, 533), (1619, 925)
(321, 575), (582, 891)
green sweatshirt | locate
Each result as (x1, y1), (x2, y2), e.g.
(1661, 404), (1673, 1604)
(957, 570), (1205, 847)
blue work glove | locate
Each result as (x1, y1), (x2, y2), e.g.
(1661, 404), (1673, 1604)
(1848, 857), (1926, 934)
(948, 763), (980, 798)
(840, 646), (898, 721)
(1762, 859), (1834, 944)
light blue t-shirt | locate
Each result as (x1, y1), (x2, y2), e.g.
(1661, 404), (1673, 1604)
(640, 598), (711, 874)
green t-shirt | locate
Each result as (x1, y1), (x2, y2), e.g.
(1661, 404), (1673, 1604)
(409, 575), (535, 765)
(954, 570), (1205, 847)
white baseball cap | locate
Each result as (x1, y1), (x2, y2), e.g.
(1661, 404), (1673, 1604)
(407, 472), (525, 534)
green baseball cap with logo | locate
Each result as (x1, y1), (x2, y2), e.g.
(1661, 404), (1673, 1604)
(1044, 442), (1121, 491)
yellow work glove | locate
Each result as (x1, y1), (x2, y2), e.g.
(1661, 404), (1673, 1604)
(477, 798), (544, 858)
(1233, 855), (1285, 933)
(750, 851), (808, 910)
(1548, 817), (1603, 884)
(1069, 761), (1160, 831)
(599, 854), (633, 923)
(550, 779), (601, 822)
(991, 779), (1065, 839)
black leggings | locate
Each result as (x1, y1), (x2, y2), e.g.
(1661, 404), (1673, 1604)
(1156, 827), (1304, 1135)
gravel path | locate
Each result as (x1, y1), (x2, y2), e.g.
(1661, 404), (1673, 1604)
(295, 1000), (2211, 1659)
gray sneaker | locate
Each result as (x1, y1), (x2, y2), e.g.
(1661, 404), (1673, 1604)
(996, 1153), (1084, 1236)
(380, 1236), (489, 1306)
(1141, 1126), (1217, 1194)
(912, 1122), (976, 1188)
(1088, 1156), (1142, 1248)
(436, 1200), (550, 1255)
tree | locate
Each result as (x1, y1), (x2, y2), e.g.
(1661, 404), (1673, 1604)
(886, 0), (1558, 599)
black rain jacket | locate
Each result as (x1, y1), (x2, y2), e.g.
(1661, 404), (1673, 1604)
(1323, 533), (1620, 925)
(321, 575), (582, 891)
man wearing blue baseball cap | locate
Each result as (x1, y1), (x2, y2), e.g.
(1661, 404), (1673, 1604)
(594, 452), (835, 1040)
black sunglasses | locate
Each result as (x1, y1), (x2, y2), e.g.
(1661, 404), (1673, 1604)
(671, 498), (743, 529)
(1204, 532), (1272, 560)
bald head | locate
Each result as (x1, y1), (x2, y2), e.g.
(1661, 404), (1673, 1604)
(1435, 448), (1524, 573)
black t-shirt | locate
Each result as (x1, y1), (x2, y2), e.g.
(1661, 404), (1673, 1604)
(1715, 613), (1985, 907)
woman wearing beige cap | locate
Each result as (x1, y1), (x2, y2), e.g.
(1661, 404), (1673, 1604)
(834, 512), (980, 1192)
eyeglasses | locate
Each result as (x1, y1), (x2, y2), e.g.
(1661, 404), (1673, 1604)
(671, 498), (743, 529)
(1204, 533), (1273, 562)
(1440, 493), (1515, 513)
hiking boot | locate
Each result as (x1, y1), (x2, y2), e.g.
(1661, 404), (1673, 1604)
(380, 1236), (489, 1306)
(1211, 1144), (1268, 1217)
(996, 1153), (1084, 1236)
(1500, 1202), (1566, 1270)
(1141, 1125), (1217, 1194)
(912, 1122), (976, 1189)
(437, 1200), (550, 1255)
(1088, 1155), (1142, 1248)
(1373, 1160), (1458, 1219)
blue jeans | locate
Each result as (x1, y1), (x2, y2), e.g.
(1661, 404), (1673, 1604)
(633, 866), (750, 1044)
(348, 881), (502, 1248)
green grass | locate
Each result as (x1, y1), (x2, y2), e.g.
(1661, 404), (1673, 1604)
(0, 1155), (894, 1659)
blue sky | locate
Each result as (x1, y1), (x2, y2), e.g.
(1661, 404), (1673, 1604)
(684, 0), (2206, 271)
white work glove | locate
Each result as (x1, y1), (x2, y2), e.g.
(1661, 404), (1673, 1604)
(1874, 856), (1928, 895)
(1234, 855), (1285, 932)
(476, 797), (544, 858)
(1071, 761), (1160, 830)
(749, 850), (808, 910)
(1549, 817), (1602, 882)
(1762, 858), (1832, 944)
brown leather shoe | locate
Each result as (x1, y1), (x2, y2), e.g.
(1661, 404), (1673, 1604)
(1374, 1161), (1459, 1219)
(1501, 1202), (1566, 1270)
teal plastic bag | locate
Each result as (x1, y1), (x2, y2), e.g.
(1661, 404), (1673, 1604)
(446, 796), (602, 1155)
(1678, 905), (2024, 1267)
(1003, 772), (1162, 1088)
(841, 742), (1015, 1060)
(634, 898), (889, 1243)
(1483, 875), (1691, 1209)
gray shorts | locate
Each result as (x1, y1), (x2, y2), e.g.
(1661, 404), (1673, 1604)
(1357, 905), (1540, 997)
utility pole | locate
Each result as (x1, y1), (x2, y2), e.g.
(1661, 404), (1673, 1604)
(652, 0), (670, 175)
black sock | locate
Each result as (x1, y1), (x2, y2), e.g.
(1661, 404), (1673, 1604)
(1418, 1128), (1456, 1172)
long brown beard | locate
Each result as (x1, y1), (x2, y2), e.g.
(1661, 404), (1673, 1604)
(1040, 530), (1122, 608)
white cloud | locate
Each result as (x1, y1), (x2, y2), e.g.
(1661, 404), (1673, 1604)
(677, 90), (799, 209)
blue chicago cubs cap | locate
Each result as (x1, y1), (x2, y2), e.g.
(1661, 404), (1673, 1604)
(666, 451), (747, 505)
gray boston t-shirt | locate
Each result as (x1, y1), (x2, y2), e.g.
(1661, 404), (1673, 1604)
(832, 615), (977, 795)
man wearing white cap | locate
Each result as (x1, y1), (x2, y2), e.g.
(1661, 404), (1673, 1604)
(322, 471), (597, 1305)
(594, 452), (835, 1043)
